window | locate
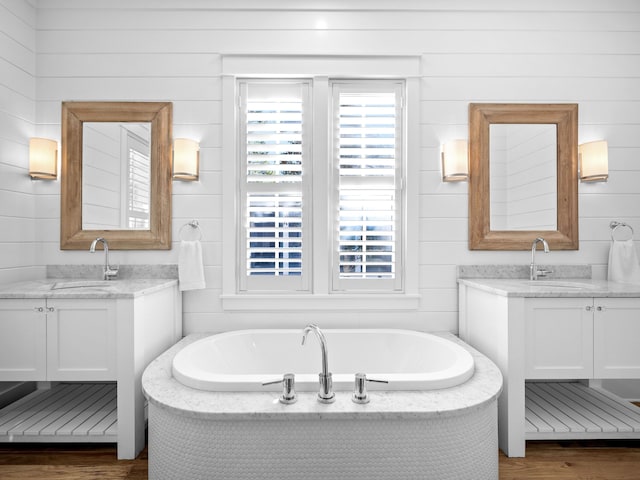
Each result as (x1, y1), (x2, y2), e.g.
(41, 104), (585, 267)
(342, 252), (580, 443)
(237, 78), (404, 295)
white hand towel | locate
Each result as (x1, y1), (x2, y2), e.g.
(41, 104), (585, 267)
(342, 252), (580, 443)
(178, 240), (206, 291)
(608, 239), (640, 284)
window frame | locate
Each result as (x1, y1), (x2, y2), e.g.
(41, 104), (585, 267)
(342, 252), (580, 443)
(220, 56), (420, 311)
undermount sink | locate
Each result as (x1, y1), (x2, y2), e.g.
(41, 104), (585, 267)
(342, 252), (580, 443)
(519, 280), (596, 290)
(51, 280), (116, 290)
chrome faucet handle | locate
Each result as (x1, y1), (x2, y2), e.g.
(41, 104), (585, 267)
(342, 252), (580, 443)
(535, 268), (553, 278)
(352, 373), (388, 404)
(262, 373), (297, 404)
(104, 265), (119, 280)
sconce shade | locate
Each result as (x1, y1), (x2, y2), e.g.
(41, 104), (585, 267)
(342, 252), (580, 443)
(441, 139), (469, 182)
(579, 140), (608, 182)
(173, 138), (200, 181)
(29, 138), (58, 180)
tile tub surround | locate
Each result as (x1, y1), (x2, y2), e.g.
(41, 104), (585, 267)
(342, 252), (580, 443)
(142, 332), (503, 480)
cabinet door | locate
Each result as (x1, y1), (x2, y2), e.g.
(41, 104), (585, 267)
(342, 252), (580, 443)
(525, 298), (593, 379)
(594, 298), (640, 378)
(0, 299), (47, 381)
(46, 299), (117, 381)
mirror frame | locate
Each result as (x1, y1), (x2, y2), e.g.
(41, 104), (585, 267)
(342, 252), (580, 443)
(60, 101), (173, 250)
(468, 103), (579, 250)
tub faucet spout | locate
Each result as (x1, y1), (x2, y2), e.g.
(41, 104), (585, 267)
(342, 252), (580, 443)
(302, 324), (335, 404)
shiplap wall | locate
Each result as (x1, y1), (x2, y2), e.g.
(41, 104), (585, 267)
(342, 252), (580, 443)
(0, 0), (38, 284)
(18, 0), (640, 334)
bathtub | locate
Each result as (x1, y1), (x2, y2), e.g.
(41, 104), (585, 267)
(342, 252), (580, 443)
(143, 331), (503, 480)
(172, 328), (475, 392)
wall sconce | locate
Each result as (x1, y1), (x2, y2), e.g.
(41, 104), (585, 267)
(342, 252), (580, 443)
(29, 138), (58, 180)
(441, 139), (469, 182)
(579, 140), (608, 182)
(173, 138), (200, 181)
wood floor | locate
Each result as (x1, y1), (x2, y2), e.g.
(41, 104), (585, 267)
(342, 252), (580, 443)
(1, 440), (640, 479)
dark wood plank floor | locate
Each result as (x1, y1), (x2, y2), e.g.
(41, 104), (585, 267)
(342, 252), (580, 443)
(1, 439), (640, 479)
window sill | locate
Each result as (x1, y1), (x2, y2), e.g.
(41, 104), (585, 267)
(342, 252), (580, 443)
(221, 294), (420, 312)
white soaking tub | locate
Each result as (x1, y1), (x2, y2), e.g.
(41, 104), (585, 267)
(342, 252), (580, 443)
(143, 331), (503, 480)
(171, 328), (475, 392)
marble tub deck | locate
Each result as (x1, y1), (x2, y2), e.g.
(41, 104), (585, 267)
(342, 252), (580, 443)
(142, 332), (503, 421)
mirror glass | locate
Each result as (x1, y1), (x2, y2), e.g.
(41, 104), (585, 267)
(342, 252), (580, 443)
(489, 124), (557, 231)
(468, 103), (578, 250)
(61, 101), (172, 250)
(82, 122), (152, 230)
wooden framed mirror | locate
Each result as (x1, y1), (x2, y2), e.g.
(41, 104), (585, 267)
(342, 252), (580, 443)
(468, 103), (578, 250)
(61, 101), (173, 250)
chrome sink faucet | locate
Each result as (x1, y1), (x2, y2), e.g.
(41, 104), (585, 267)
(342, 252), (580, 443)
(89, 237), (119, 280)
(302, 324), (335, 403)
(530, 237), (551, 280)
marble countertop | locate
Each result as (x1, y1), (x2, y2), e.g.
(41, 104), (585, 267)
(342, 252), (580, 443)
(0, 278), (178, 299)
(141, 332), (503, 421)
(458, 278), (640, 298)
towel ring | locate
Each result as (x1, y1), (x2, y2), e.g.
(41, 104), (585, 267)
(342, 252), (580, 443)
(610, 221), (634, 241)
(179, 220), (203, 241)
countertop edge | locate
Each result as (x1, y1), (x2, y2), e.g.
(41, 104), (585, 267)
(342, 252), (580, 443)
(0, 279), (178, 299)
(458, 278), (640, 298)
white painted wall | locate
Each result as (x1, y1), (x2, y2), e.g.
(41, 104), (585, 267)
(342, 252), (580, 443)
(0, 0), (40, 284)
(3, 0), (639, 335)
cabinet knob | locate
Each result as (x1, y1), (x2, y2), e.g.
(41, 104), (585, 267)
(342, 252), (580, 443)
(596, 306), (604, 312)
(585, 306), (592, 311)
(34, 306), (44, 312)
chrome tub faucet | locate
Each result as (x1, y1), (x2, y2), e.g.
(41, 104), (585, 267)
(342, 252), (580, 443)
(302, 324), (335, 404)
(89, 237), (119, 280)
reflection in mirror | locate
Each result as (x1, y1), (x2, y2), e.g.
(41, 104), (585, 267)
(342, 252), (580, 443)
(82, 123), (151, 230)
(489, 124), (557, 231)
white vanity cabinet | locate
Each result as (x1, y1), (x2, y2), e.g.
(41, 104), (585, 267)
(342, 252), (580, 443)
(459, 279), (640, 458)
(525, 297), (593, 379)
(0, 299), (46, 380)
(0, 279), (182, 460)
(525, 297), (640, 379)
(0, 299), (116, 382)
(593, 298), (640, 378)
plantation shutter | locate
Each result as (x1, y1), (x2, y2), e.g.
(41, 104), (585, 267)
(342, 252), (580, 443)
(332, 82), (404, 291)
(125, 131), (150, 229)
(239, 81), (311, 292)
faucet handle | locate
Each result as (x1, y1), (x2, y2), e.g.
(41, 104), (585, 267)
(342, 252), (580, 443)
(536, 268), (553, 278)
(352, 373), (388, 404)
(262, 373), (297, 404)
(105, 265), (119, 280)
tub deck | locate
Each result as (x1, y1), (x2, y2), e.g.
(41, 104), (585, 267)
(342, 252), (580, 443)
(142, 332), (502, 421)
